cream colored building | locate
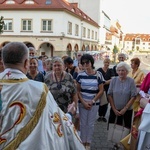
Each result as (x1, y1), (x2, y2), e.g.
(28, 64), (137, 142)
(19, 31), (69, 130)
(124, 34), (150, 52)
(0, 0), (99, 57)
(67, 0), (123, 52)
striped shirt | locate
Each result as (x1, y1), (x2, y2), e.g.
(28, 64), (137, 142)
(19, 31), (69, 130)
(76, 71), (104, 101)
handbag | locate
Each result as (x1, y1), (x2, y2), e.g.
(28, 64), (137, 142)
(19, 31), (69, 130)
(96, 71), (108, 106)
(120, 133), (131, 150)
(100, 91), (108, 106)
(108, 117), (130, 143)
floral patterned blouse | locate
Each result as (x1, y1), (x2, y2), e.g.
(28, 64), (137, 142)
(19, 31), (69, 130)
(44, 71), (76, 113)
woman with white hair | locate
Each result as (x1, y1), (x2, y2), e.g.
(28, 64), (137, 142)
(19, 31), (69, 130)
(107, 62), (137, 149)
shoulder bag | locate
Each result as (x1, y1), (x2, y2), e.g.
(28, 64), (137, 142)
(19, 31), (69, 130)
(108, 116), (130, 143)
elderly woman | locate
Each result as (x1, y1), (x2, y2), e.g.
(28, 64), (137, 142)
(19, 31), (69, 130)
(128, 57), (145, 111)
(107, 62), (137, 149)
(97, 58), (115, 122)
(44, 58), (52, 78)
(44, 57), (78, 113)
(76, 54), (104, 150)
(26, 57), (44, 82)
(123, 58), (145, 149)
(128, 57), (145, 88)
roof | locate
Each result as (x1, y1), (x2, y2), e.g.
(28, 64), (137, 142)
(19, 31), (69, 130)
(124, 34), (150, 42)
(0, 0), (99, 27)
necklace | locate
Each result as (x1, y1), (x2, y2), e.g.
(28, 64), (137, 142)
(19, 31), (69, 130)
(55, 72), (63, 89)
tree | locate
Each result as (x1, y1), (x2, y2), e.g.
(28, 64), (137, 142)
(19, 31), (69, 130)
(113, 45), (119, 63)
(0, 16), (4, 34)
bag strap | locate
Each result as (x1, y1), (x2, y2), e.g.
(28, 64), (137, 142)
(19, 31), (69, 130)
(114, 116), (126, 127)
(96, 71), (99, 81)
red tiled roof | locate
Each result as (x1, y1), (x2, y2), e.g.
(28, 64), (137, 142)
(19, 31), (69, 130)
(0, 0), (99, 27)
(124, 34), (150, 42)
(116, 21), (121, 30)
(110, 26), (118, 34)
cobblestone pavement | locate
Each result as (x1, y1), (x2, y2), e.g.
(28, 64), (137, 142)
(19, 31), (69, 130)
(91, 119), (115, 150)
(91, 61), (116, 150)
(90, 106), (115, 150)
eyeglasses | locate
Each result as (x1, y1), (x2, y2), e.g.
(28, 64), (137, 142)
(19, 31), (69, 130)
(81, 60), (90, 65)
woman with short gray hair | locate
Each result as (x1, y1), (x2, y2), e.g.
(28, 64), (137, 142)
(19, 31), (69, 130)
(116, 62), (130, 73)
(44, 57), (78, 113)
(107, 62), (137, 149)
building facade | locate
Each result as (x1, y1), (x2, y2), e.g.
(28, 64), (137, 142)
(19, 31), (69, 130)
(124, 34), (150, 52)
(67, 0), (123, 52)
(0, 0), (99, 57)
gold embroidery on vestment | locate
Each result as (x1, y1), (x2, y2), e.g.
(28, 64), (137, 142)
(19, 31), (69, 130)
(3, 84), (48, 150)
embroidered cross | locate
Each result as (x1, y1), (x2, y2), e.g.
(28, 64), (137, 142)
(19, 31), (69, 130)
(6, 71), (11, 77)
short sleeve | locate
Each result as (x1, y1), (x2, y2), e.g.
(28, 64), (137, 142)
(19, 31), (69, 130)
(130, 78), (137, 97)
(107, 77), (115, 96)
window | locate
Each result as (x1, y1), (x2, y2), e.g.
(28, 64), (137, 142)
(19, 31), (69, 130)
(136, 39), (140, 45)
(92, 30), (94, 39)
(25, 0), (34, 4)
(42, 20), (52, 31)
(75, 24), (79, 36)
(95, 31), (97, 40)
(87, 29), (90, 38)
(67, 22), (72, 35)
(6, 0), (15, 4)
(21, 19), (32, 31)
(83, 27), (86, 37)
(4, 19), (13, 31)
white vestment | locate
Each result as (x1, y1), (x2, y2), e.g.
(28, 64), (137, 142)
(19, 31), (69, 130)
(0, 68), (85, 150)
(137, 103), (150, 150)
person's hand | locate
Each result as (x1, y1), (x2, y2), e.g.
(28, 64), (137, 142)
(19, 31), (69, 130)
(67, 102), (76, 116)
(140, 98), (149, 108)
(74, 113), (79, 119)
(113, 108), (121, 116)
(83, 101), (92, 110)
(119, 108), (126, 115)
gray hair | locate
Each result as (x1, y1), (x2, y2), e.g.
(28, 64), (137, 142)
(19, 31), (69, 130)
(118, 53), (126, 59)
(45, 58), (52, 63)
(116, 62), (130, 73)
(45, 58), (52, 70)
(52, 57), (64, 64)
(28, 47), (35, 51)
(2, 42), (29, 65)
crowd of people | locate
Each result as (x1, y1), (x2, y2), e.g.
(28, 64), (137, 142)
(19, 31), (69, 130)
(0, 42), (149, 150)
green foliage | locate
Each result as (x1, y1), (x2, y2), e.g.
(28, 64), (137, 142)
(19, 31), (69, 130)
(113, 45), (119, 54)
(112, 45), (119, 64)
(0, 16), (4, 34)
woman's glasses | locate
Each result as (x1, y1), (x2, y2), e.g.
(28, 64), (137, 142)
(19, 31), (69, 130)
(81, 60), (90, 65)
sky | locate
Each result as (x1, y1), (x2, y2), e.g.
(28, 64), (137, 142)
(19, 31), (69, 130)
(102, 0), (150, 34)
